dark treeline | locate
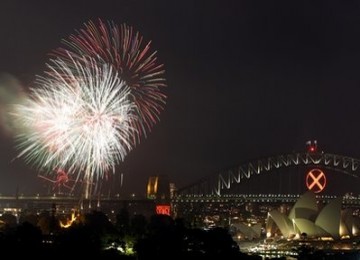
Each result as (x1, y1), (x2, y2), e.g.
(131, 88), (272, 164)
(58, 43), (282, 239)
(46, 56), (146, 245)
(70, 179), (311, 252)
(0, 209), (357, 259)
(0, 209), (262, 259)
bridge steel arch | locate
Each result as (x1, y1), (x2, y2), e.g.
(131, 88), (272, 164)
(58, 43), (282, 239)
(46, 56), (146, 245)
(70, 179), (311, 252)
(176, 152), (360, 197)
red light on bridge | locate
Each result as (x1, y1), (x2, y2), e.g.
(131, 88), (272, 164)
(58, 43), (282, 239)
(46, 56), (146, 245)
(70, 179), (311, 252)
(156, 204), (171, 216)
(306, 140), (317, 153)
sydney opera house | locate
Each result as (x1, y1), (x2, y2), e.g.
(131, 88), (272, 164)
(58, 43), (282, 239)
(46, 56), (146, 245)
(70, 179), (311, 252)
(266, 191), (360, 240)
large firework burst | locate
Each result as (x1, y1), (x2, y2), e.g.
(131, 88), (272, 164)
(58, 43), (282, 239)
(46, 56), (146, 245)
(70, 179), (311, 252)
(13, 56), (137, 196)
(52, 19), (167, 141)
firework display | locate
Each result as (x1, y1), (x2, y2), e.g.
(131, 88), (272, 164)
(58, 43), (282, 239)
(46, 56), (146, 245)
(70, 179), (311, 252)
(13, 56), (137, 196)
(12, 19), (166, 198)
(38, 169), (74, 192)
(53, 19), (167, 140)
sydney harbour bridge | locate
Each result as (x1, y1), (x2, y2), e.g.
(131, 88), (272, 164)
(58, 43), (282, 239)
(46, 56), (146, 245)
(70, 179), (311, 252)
(0, 142), (360, 216)
(175, 145), (360, 198)
(172, 142), (360, 221)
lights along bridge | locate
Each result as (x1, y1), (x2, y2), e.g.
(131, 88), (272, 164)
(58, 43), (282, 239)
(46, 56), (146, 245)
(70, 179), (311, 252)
(173, 143), (360, 217)
(172, 193), (360, 208)
(0, 195), (155, 220)
(176, 151), (360, 197)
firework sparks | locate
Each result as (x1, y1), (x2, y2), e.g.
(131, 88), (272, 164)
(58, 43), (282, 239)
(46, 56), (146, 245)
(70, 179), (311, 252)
(53, 19), (167, 141)
(13, 56), (138, 196)
(11, 20), (167, 198)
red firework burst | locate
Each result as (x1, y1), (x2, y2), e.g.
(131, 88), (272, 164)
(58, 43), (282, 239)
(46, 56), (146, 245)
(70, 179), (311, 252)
(51, 19), (167, 141)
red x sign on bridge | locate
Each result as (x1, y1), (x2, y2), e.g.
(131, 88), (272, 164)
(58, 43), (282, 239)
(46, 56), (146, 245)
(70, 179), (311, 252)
(306, 169), (326, 193)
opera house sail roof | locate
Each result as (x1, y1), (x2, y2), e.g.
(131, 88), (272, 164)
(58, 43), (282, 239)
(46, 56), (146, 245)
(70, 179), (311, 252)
(266, 191), (360, 240)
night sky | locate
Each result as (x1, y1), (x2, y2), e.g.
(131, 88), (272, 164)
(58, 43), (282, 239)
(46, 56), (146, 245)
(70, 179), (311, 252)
(1, 0), (360, 196)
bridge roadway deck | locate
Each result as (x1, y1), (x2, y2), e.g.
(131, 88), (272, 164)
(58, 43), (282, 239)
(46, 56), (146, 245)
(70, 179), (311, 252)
(173, 194), (360, 208)
(0, 194), (358, 214)
(0, 195), (155, 216)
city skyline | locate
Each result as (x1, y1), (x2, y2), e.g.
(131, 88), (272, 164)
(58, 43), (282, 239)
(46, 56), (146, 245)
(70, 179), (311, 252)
(1, 0), (360, 196)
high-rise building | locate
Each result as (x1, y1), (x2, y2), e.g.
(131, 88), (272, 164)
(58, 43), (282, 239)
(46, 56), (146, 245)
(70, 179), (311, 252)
(146, 174), (170, 201)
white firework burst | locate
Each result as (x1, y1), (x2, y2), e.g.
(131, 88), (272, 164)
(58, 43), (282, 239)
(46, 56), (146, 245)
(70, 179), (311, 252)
(12, 56), (138, 196)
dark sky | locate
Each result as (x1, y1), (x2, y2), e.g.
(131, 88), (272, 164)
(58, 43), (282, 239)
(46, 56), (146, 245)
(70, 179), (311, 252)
(1, 0), (360, 196)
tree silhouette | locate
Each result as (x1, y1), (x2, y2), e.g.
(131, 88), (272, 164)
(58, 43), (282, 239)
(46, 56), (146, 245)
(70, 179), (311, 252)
(116, 207), (130, 237)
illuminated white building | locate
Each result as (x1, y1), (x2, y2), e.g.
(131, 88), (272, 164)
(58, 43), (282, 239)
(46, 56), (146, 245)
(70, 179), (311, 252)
(266, 191), (360, 240)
